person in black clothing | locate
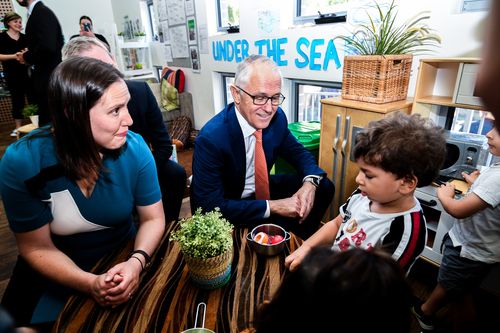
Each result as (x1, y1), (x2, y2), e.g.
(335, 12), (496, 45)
(70, 15), (110, 50)
(15, 0), (64, 127)
(62, 37), (187, 223)
(0, 12), (33, 136)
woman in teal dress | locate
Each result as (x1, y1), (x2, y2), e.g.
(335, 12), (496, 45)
(0, 57), (165, 332)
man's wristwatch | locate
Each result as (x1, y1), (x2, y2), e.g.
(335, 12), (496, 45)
(303, 175), (322, 188)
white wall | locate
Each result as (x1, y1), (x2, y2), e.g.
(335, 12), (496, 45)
(13, 0), (489, 130)
(182, 0), (488, 129)
(13, 0), (116, 44)
(110, 0), (145, 36)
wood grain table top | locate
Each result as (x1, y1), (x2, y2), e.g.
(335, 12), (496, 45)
(53, 223), (303, 333)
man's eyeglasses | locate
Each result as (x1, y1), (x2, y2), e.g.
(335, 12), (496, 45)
(235, 86), (285, 106)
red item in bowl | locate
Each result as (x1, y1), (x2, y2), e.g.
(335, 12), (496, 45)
(272, 235), (284, 244)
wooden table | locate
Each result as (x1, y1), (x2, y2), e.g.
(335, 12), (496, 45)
(16, 123), (37, 139)
(53, 224), (303, 333)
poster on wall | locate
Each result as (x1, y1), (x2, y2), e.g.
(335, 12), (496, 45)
(187, 16), (197, 45)
(185, 0), (195, 16)
(169, 25), (189, 58)
(161, 20), (170, 43)
(164, 44), (173, 62)
(157, 0), (168, 21)
(190, 45), (200, 73)
(257, 10), (280, 35)
(166, 0), (186, 26)
(198, 24), (208, 54)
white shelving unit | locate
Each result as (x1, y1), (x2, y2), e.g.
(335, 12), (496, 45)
(115, 40), (155, 80)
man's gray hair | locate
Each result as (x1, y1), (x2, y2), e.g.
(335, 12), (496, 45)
(62, 36), (111, 60)
(234, 55), (282, 88)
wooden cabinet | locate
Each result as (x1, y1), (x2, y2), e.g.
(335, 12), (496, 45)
(412, 58), (482, 123)
(319, 97), (412, 218)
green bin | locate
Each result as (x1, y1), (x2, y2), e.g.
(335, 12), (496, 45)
(273, 121), (321, 174)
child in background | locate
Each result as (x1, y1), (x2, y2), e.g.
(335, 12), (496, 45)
(412, 118), (500, 332)
(285, 113), (446, 273)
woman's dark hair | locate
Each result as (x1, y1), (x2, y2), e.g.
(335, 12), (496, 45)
(254, 247), (412, 333)
(48, 57), (124, 181)
(3, 12), (21, 25)
(353, 112), (446, 187)
(79, 15), (92, 25)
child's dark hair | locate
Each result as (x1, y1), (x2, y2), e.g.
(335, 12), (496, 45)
(353, 112), (446, 187)
(254, 247), (412, 333)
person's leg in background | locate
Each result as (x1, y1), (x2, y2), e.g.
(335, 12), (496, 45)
(157, 159), (187, 223)
(6, 76), (26, 136)
(269, 174), (334, 240)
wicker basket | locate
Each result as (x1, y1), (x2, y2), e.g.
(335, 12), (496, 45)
(184, 249), (233, 289)
(341, 54), (412, 104)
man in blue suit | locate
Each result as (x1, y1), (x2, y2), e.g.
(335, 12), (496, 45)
(191, 55), (334, 239)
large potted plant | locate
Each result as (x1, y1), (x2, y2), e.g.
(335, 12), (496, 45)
(337, 0), (441, 103)
(170, 208), (234, 289)
(22, 104), (39, 127)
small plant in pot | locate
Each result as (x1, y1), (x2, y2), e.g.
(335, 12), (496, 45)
(170, 208), (234, 289)
(22, 104), (39, 127)
(336, 0), (441, 103)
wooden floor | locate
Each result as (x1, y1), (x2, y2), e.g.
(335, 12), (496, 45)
(0, 121), (498, 332)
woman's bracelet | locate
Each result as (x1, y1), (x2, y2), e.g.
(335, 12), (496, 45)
(129, 255), (144, 271)
(130, 249), (151, 267)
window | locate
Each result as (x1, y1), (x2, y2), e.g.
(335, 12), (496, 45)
(147, 0), (158, 41)
(291, 80), (341, 122)
(217, 0), (240, 31)
(451, 108), (492, 135)
(295, 0), (349, 24)
(221, 73), (235, 105)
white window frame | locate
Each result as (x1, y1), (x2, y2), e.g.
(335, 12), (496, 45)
(294, 0), (348, 25)
(290, 79), (342, 122)
(216, 0), (240, 32)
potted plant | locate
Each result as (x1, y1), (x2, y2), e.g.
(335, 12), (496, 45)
(22, 104), (39, 127)
(117, 31), (125, 43)
(336, 0), (441, 103)
(170, 208), (234, 289)
(134, 31), (146, 42)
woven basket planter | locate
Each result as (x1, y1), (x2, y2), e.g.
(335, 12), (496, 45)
(341, 54), (412, 104)
(184, 248), (233, 289)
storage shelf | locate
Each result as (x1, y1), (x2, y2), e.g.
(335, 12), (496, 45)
(123, 69), (154, 77)
(117, 41), (149, 48)
(412, 57), (483, 123)
(415, 95), (483, 110)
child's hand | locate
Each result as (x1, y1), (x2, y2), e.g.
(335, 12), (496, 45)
(285, 244), (312, 272)
(462, 170), (480, 185)
(437, 182), (456, 200)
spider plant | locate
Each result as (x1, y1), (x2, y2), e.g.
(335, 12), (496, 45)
(336, 0), (441, 55)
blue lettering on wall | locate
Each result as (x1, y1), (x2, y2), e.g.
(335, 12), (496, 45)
(212, 36), (340, 71)
(309, 39), (324, 70)
(212, 39), (251, 63)
(253, 38), (288, 66)
(295, 37), (309, 68)
(241, 39), (249, 60)
(324, 39), (341, 70)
